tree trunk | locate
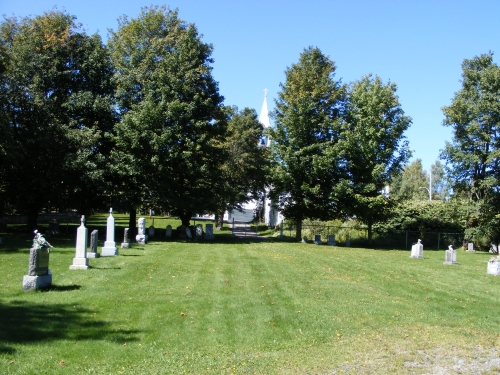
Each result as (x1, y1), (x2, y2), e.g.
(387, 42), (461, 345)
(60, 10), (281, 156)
(129, 208), (137, 235)
(215, 212), (224, 229)
(295, 218), (303, 241)
(179, 212), (192, 227)
(367, 221), (373, 247)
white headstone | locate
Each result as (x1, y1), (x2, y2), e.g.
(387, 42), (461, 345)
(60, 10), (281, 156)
(136, 217), (148, 244)
(487, 257), (500, 275)
(443, 245), (457, 265)
(410, 239), (424, 259)
(70, 216), (90, 269)
(467, 243), (475, 252)
(101, 208), (118, 256)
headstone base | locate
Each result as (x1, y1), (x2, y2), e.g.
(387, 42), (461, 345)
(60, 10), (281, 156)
(23, 269), (52, 291)
(136, 234), (148, 245)
(69, 257), (89, 270)
(487, 259), (500, 275)
(302, 236), (308, 243)
(121, 242), (131, 248)
(86, 252), (100, 258)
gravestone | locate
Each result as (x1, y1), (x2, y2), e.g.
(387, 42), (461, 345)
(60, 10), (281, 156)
(70, 215), (90, 269)
(148, 225), (155, 239)
(195, 224), (203, 239)
(101, 208), (118, 256)
(165, 225), (172, 239)
(314, 235), (322, 245)
(327, 234), (336, 246)
(121, 228), (131, 248)
(487, 257), (500, 275)
(136, 217), (148, 244)
(205, 224), (214, 240)
(490, 242), (498, 254)
(444, 245), (457, 265)
(467, 243), (475, 252)
(185, 226), (192, 239)
(23, 230), (53, 291)
(87, 229), (100, 258)
(302, 236), (308, 243)
(345, 239), (351, 247)
(410, 239), (424, 259)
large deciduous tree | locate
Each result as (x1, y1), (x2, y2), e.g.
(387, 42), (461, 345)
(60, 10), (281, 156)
(0, 11), (116, 230)
(269, 47), (346, 240)
(341, 74), (411, 245)
(109, 6), (227, 227)
(441, 52), (500, 243)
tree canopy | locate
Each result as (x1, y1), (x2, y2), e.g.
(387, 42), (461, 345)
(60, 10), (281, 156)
(108, 6), (227, 226)
(441, 52), (500, 243)
(269, 46), (346, 240)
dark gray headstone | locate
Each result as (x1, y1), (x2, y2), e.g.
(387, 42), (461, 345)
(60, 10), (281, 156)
(90, 230), (99, 253)
(28, 247), (50, 276)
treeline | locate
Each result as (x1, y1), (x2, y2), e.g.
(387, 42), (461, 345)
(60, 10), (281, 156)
(0, 7), (499, 247)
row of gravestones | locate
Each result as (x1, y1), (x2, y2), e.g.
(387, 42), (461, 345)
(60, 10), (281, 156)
(302, 234), (348, 247)
(22, 209), (216, 291)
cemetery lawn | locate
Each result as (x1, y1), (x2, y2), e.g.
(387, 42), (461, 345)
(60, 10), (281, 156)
(1, 226), (500, 373)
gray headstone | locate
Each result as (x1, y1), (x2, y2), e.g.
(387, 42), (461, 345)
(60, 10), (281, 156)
(345, 239), (351, 247)
(327, 234), (336, 246)
(28, 247), (50, 276)
(148, 225), (155, 238)
(302, 236), (308, 243)
(205, 224), (214, 240)
(490, 242), (498, 254)
(121, 228), (131, 249)
(185, 226), (192, 239)
(410, 239), (423, 258)
(88, 229), (100, 258)
(165, 225), (172, 239)
(444, 244), (457, 265)
(47, 220), (60, 235)
(314, 235), (322, 245)
(195, 224), (203, 239)
(467, 242), (475, 252)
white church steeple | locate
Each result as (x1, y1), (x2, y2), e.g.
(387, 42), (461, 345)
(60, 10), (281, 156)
(259, 88), (271, 147)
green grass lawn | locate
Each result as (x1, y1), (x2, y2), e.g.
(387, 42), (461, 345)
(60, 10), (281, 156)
(1, 215), (500, 374)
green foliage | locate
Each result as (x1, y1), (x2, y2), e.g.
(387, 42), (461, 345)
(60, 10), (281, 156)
(340, 74), (412, 242)
(109, 6), (226, 225)
(374, 199), (466, 235)
(0, 11), (116, 223)
(441, 52), (500, 243)
(214, 107), (269, 222)
(269, 46), (346, 239)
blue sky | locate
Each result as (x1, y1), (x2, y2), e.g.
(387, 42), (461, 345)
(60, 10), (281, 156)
(3, 0), (500, 173)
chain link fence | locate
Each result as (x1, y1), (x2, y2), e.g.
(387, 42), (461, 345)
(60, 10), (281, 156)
(275, 222), (463, 250)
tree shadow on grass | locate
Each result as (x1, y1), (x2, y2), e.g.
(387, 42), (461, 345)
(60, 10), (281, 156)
(0, 300), (139, 351)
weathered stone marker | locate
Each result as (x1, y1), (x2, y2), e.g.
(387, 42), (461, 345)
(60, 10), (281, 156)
(136, 218), (148, 244)
(195, 224), (203, 239)
(443, 244), (457, 265)
(205, 224), (214, 240)
(87, 229), (100, 258)
(70, 215), (89, 269)
(410, 239), (423, 259)
(327, 234), (336, 246)
(314, 235), (322, 245)
(23, 230), (53, 291)
(121, 228), (131, 248)
(101, 208), (118, 256)
(165, 225), (172, 239)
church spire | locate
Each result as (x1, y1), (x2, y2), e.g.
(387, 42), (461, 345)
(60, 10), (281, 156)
(258, 88), (271, 129)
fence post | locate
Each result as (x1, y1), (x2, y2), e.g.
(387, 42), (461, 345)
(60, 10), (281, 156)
(438, 232), (440, 250)
(232, 218), (235, 237)
(280, 222), (283, 240)
(406, 230), (408, 249)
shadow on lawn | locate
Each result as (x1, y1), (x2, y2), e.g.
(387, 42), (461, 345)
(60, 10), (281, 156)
(0, 300), (139, 351)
